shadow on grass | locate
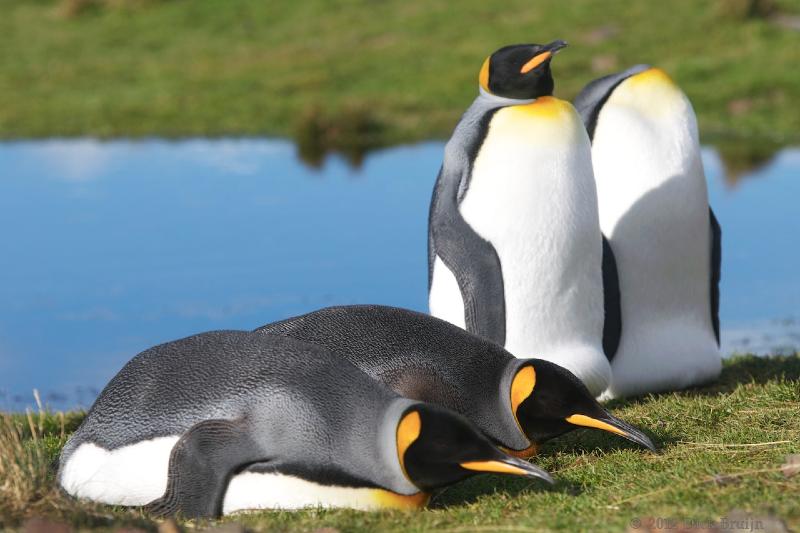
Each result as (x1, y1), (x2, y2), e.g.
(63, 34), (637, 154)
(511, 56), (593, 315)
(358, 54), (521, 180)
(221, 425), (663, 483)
(604, 354), (800, 411)
(558, 354), (800, 453)
(430, 473), (578, 509)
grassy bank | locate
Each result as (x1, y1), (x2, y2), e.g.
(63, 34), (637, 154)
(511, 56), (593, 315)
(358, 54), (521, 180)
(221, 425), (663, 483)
(1, 0), (799, 153)
(1, 355), (798, 532)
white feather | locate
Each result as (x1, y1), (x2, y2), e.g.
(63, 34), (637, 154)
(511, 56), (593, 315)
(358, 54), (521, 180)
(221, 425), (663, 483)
(455, 99), (610, 396)
(428, 256), (467, 329)
(59, 437), (178, 506)
(222, 471), (422, 513)
(591, 69), (721, 399)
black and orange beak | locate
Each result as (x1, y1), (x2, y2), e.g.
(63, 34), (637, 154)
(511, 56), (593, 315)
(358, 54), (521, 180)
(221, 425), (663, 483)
(565, 413), (657, 452)
(460, 454), (554, 484)
(520, 40), (568, 73)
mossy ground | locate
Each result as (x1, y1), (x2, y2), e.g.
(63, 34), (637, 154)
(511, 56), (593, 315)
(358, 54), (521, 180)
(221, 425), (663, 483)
(1, 355), (798, 532)
(1, 0), (799, 152)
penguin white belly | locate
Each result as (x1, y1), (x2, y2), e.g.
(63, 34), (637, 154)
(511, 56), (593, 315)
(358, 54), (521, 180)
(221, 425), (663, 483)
(460, 97), (610, 396)
(592, 69), (721, 399)
(59, 437), (179, 506)
(429, 256), (467, 329)
(223, 471), (428, 513)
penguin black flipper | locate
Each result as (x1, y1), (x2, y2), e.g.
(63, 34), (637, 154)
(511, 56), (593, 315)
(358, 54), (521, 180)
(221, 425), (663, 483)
(601, 235), (622, 360)
(573, 64), (652, 140)
(709, 207), (722, 346)
(429, 162), (506, 345)
(146, 418), (260, 519)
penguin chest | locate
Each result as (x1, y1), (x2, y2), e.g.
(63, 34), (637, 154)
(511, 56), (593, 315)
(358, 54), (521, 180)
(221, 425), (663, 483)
(592, 83), (713, 326)
(460, 98), (604, 355)
(223, 471), (429, 513)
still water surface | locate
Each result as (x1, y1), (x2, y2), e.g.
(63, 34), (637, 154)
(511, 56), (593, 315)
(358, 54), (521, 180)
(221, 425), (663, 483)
(0, 139), (797, 409)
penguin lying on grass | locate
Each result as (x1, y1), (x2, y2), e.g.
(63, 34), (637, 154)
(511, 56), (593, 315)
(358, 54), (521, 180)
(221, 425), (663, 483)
(427, 40), (616, 397)
(58, 331), (552, 518)
(256, 305), (655, 457)
(574, 66), (722, 398)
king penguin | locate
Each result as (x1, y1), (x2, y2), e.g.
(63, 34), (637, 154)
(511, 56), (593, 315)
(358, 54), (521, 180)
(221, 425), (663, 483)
(256, 305), (655, 456)
(573, 66), (722, 398)
(428, 41), (616, 396)
(58, 331), (552, 518)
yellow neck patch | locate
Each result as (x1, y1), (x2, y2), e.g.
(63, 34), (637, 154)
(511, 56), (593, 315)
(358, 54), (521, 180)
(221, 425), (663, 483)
(372, 489), (430, 510)
(510, 96), (572, 119)
(396, 410), (422, 480)
(479, 56), (491, 92)
(627, 67), (676, 88)
(500, 442), (539, 459)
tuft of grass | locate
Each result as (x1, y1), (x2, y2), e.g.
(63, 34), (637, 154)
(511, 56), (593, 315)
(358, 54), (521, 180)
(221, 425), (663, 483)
(1, 355), (798, 532)
(0, 407), (58, 516)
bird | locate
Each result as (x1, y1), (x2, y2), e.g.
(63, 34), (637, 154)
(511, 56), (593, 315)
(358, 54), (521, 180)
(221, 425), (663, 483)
(573, 65), (722, 398)
(256, 305), (656, 456)
(427, 40), (615, 396)
(58, 330), (553, 518)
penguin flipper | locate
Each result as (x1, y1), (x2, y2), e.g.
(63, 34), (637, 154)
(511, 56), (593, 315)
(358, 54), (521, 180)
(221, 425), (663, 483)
(709, 207), (722, 346)
(146, 418), (258, 519)
(429, 165), (506, 345)
(601, 235), (622, 361)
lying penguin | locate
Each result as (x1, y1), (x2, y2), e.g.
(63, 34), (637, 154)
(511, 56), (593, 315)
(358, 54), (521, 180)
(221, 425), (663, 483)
(256, 305), (655, 457)
(58, 331), (552, 518)
(427, 41), (613, 397)
(573, 66), (722, 398)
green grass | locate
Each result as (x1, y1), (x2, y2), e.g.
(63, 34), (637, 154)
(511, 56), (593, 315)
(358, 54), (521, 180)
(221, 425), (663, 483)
(1, 0), (799, 153)
(1, 355), (798, 532)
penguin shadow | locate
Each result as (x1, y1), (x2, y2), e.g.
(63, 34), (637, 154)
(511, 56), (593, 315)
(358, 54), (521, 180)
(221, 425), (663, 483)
(429, 471), (580, 509)
(584, 355), (800, 451)
(604, 354), (800, 405)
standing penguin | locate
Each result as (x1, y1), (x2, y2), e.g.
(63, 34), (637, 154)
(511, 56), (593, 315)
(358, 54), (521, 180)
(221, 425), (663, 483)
(573, 66), (722, 398)
(428, 41), (614, 396)
(256, 305), (655, 456)
(58, 331), (552, 518)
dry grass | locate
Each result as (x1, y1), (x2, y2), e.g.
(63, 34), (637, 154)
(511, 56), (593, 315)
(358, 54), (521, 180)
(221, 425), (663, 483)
(0, 392), (64, 518)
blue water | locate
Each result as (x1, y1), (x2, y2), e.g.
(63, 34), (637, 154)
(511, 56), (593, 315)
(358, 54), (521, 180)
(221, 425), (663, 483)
(0, 139), (797, 409)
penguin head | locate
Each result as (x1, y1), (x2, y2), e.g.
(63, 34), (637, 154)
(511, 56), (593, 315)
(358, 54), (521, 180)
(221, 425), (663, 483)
(510, 360), (656, 451)
(479, 40), (567, 100)
(396, 404), (553, 491)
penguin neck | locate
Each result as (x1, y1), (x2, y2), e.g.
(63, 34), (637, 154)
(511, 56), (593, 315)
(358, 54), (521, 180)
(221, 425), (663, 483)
(377, 398), (425, 496)
(478, 86), (536, 107)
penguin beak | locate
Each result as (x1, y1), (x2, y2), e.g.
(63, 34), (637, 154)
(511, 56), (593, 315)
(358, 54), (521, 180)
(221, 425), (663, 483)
(520, 40), (568, 74)
(543, 39), (568, 54)
(460, 455), (554, 484)
(565, 413), (657, 452)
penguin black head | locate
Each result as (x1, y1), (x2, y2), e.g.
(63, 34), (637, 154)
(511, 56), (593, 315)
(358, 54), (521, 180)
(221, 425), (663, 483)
(479, 40), (567, 100)
(396, 404), (553, 491)
(509, 360), (656, 452)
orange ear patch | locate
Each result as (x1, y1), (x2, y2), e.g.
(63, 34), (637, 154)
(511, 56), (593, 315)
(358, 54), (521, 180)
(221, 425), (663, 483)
(396, 410), (422, 478)
(510, 365), (536, 414)
(479, 56), (491, 92)
(520, 51), (552, 74)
